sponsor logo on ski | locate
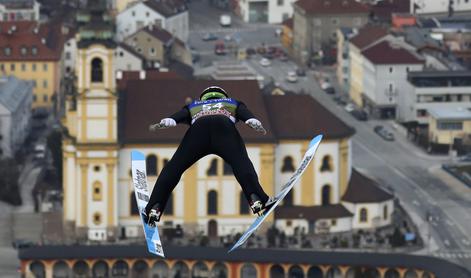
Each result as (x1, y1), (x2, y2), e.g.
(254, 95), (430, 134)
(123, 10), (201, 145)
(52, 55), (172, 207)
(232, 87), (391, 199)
(137, 192), (149, 202)
(155, 242), (163, 254)
(135, 169), (148, 191)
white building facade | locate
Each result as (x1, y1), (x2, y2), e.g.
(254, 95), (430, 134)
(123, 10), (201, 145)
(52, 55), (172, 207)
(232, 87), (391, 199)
(0, 0), (40, 21)
(237, 0), (297, 23)
(116, 1), (189, 42)
(0, 76), (32, 158)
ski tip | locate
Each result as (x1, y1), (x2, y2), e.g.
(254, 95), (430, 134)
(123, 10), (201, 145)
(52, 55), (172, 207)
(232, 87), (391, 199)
(309, 134), (323, 148)
(131, 150), (145, 161)
(227, 246), (237, 253)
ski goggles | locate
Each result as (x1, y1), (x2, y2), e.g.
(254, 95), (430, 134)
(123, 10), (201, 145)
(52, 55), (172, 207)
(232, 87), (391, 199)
(201, 92), (227, 101)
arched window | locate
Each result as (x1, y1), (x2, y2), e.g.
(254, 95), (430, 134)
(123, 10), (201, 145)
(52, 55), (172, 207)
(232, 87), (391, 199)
(240, 263), (257, 278)
(288, 265), (304, 278)
(269, 265), (284, 278)
(130, 192), (139, 215)
(91, 57), (103, 83)
(307, 266), (323, 278)
(223, 161), (232, 175)
(211, 263), (228, 278)
(146, 155), (157, 176)
(207, 158), (218, 176)
(360, 208), (368, 223)
(239, 191), (249, 214)
(165, 193), (173, 215)
(151, 261), (169, 278)
(207, 190), (218, 215)
(132, 260), (148, 277)
(111, 260), (129, 277)
(281, 156), (295, 172)
(192, 261), (209, 278)
(321, 185), (331, 206)
(320, 155), (333, 172)
(92, 261), (109, 278)
(171, 261), (189, 278)
(73, 260), (89, 277)
(92, 181), (102, 201)
(93, 212), (102, 225)
(53, 261), (70, 278)
(383, 205), (388, 220)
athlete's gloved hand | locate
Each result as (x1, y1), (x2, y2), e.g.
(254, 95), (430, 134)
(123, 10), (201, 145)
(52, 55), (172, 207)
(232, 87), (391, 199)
(245, 118), (267, 135)
(149, 118), (176, 131)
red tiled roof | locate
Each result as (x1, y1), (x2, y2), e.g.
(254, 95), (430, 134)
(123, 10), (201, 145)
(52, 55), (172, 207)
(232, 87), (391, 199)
(342, 169), (394, 203)
(0, 21), (65, 61)
(362, 40), (424, 64)
(143, 25), (174, 44)
(116, 70), (183, 90)
(295, 0), (370, 15)
(264, 94), (355, 140)
(119, 79), (276, 144)
(349, 25), (388, 49)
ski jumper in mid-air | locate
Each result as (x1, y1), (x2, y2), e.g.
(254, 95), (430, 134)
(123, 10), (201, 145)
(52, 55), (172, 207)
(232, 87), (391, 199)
(144, 86), (275, 226)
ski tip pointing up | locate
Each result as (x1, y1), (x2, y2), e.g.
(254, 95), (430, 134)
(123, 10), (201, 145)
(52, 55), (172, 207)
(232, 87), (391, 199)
(309, 134), (323, 149)
(131, 150), (145, 161)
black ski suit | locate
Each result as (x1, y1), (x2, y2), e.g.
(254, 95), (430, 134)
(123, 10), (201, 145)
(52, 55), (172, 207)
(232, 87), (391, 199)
(145, 98), (270, 216)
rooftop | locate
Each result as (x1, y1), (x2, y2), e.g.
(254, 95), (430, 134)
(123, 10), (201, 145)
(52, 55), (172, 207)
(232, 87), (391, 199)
(294, 0), (369, 15)
(349, 25), (388, 50)
(143, 0), (187, 18)
(18, 245), (471, 277)
(428, 107), (471, 121)
(275, 204), (353, 220)
(362, 40), (424, 65)
(0, 76), (32, 112)
(342, 169), (394, 204)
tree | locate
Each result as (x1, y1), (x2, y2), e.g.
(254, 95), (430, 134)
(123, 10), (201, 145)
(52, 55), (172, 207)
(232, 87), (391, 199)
(0, 159), (22, 205)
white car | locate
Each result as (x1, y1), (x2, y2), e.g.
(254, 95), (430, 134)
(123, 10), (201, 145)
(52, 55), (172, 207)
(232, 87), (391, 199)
(344, 103), (355, 113)
(286, 71), (298, 82)
(260, 58), (271, 67)
(220, 15), (231, 27)
(320, 81), (332, 90)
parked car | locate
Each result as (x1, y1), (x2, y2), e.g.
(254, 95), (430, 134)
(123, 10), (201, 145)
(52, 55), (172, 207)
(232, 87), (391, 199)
(296, 68), (306, 76)
(263, 52), (275, 59)
(374, 125), (395, 141)
(224, 34), (233, 41)
(202, 33), (218, 41)
(344, 103), (355, 112)
(256, 46), (266, 54)
(458, 153), (471, 162)
(260, 58), (271, 67)
(279, 54), (289, 61)
(324, 87), (335, 94)
(320, 81), (332, 90)
(286, 71), (298, 83)
(333, 95), (347, 105)
(214, 41), (226, 55)
(351, 109), (368, 121)
(220, 14), (231, 27)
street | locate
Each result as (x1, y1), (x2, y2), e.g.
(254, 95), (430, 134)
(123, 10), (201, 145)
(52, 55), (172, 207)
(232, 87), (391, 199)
(188, 1), (471, 270)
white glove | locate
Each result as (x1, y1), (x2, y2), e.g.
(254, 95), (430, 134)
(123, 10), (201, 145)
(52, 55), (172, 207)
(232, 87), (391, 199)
(245, 118), (266, 135)
(149, 118), (176, 131)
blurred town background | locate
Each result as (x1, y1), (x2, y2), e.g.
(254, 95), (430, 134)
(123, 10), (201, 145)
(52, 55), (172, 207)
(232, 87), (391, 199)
(0, 0), (471, 277)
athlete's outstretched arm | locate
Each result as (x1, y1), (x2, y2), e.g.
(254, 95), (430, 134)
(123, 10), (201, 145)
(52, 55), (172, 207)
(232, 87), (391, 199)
(149, 107), (191, 131)
(236, 101), (266, 134)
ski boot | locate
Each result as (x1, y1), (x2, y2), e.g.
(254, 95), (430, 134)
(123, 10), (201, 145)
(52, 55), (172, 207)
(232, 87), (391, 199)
(143, 203), (162, 227)
(250, 194), (269, 216)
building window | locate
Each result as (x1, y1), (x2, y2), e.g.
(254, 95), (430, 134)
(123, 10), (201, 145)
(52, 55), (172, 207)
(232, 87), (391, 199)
(43, 80), (48, 88)
(21, 64), (26, 71)
(146, 11), (150, 17)
(437, 121), (463, 130)
(281, 156), (295, 173)
(43, 94), (48, 102)
(33, 94), (37, 102)
(149, 48), (156, 56)
(321, 185), (331, 206)
(223, 162), (232, 175)
(132, 11), (136, 16)
(32, 80), (37, 88)
(0, 64), (3, 71)
(239, 191), (249, 214)
(32, 63), (36, 71)
(277, 0), (284, 5)
(94, 165), (101, 172)
(10, 64), (15, 71)
(4, 47), (11, 56)
(331, 219), (337, 226)
(331, 18), (338, 25)
(20, 47), (27, 55)
(91, 57), (103, 83)
(93, 212), (102, 225)
(65, 52), (71, 60)
(146, 155), (157, 176)
(207, 158), (218, 176)
(389, 67), (393, 73)
(359, 208), (368, 223)
(383, 205), (388, 220)
(93, 181), (103, 201)
(207, 190), (218, 215)
(416, 109), (427, 117)
(283, 190), (293, 206)
(31, 46), (38, 55)
(320, 155), (333, 172)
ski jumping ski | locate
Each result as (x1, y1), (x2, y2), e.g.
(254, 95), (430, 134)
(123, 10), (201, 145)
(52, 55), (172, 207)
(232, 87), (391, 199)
(131, 150), (165, 257)
(228, 134), (323, 252)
